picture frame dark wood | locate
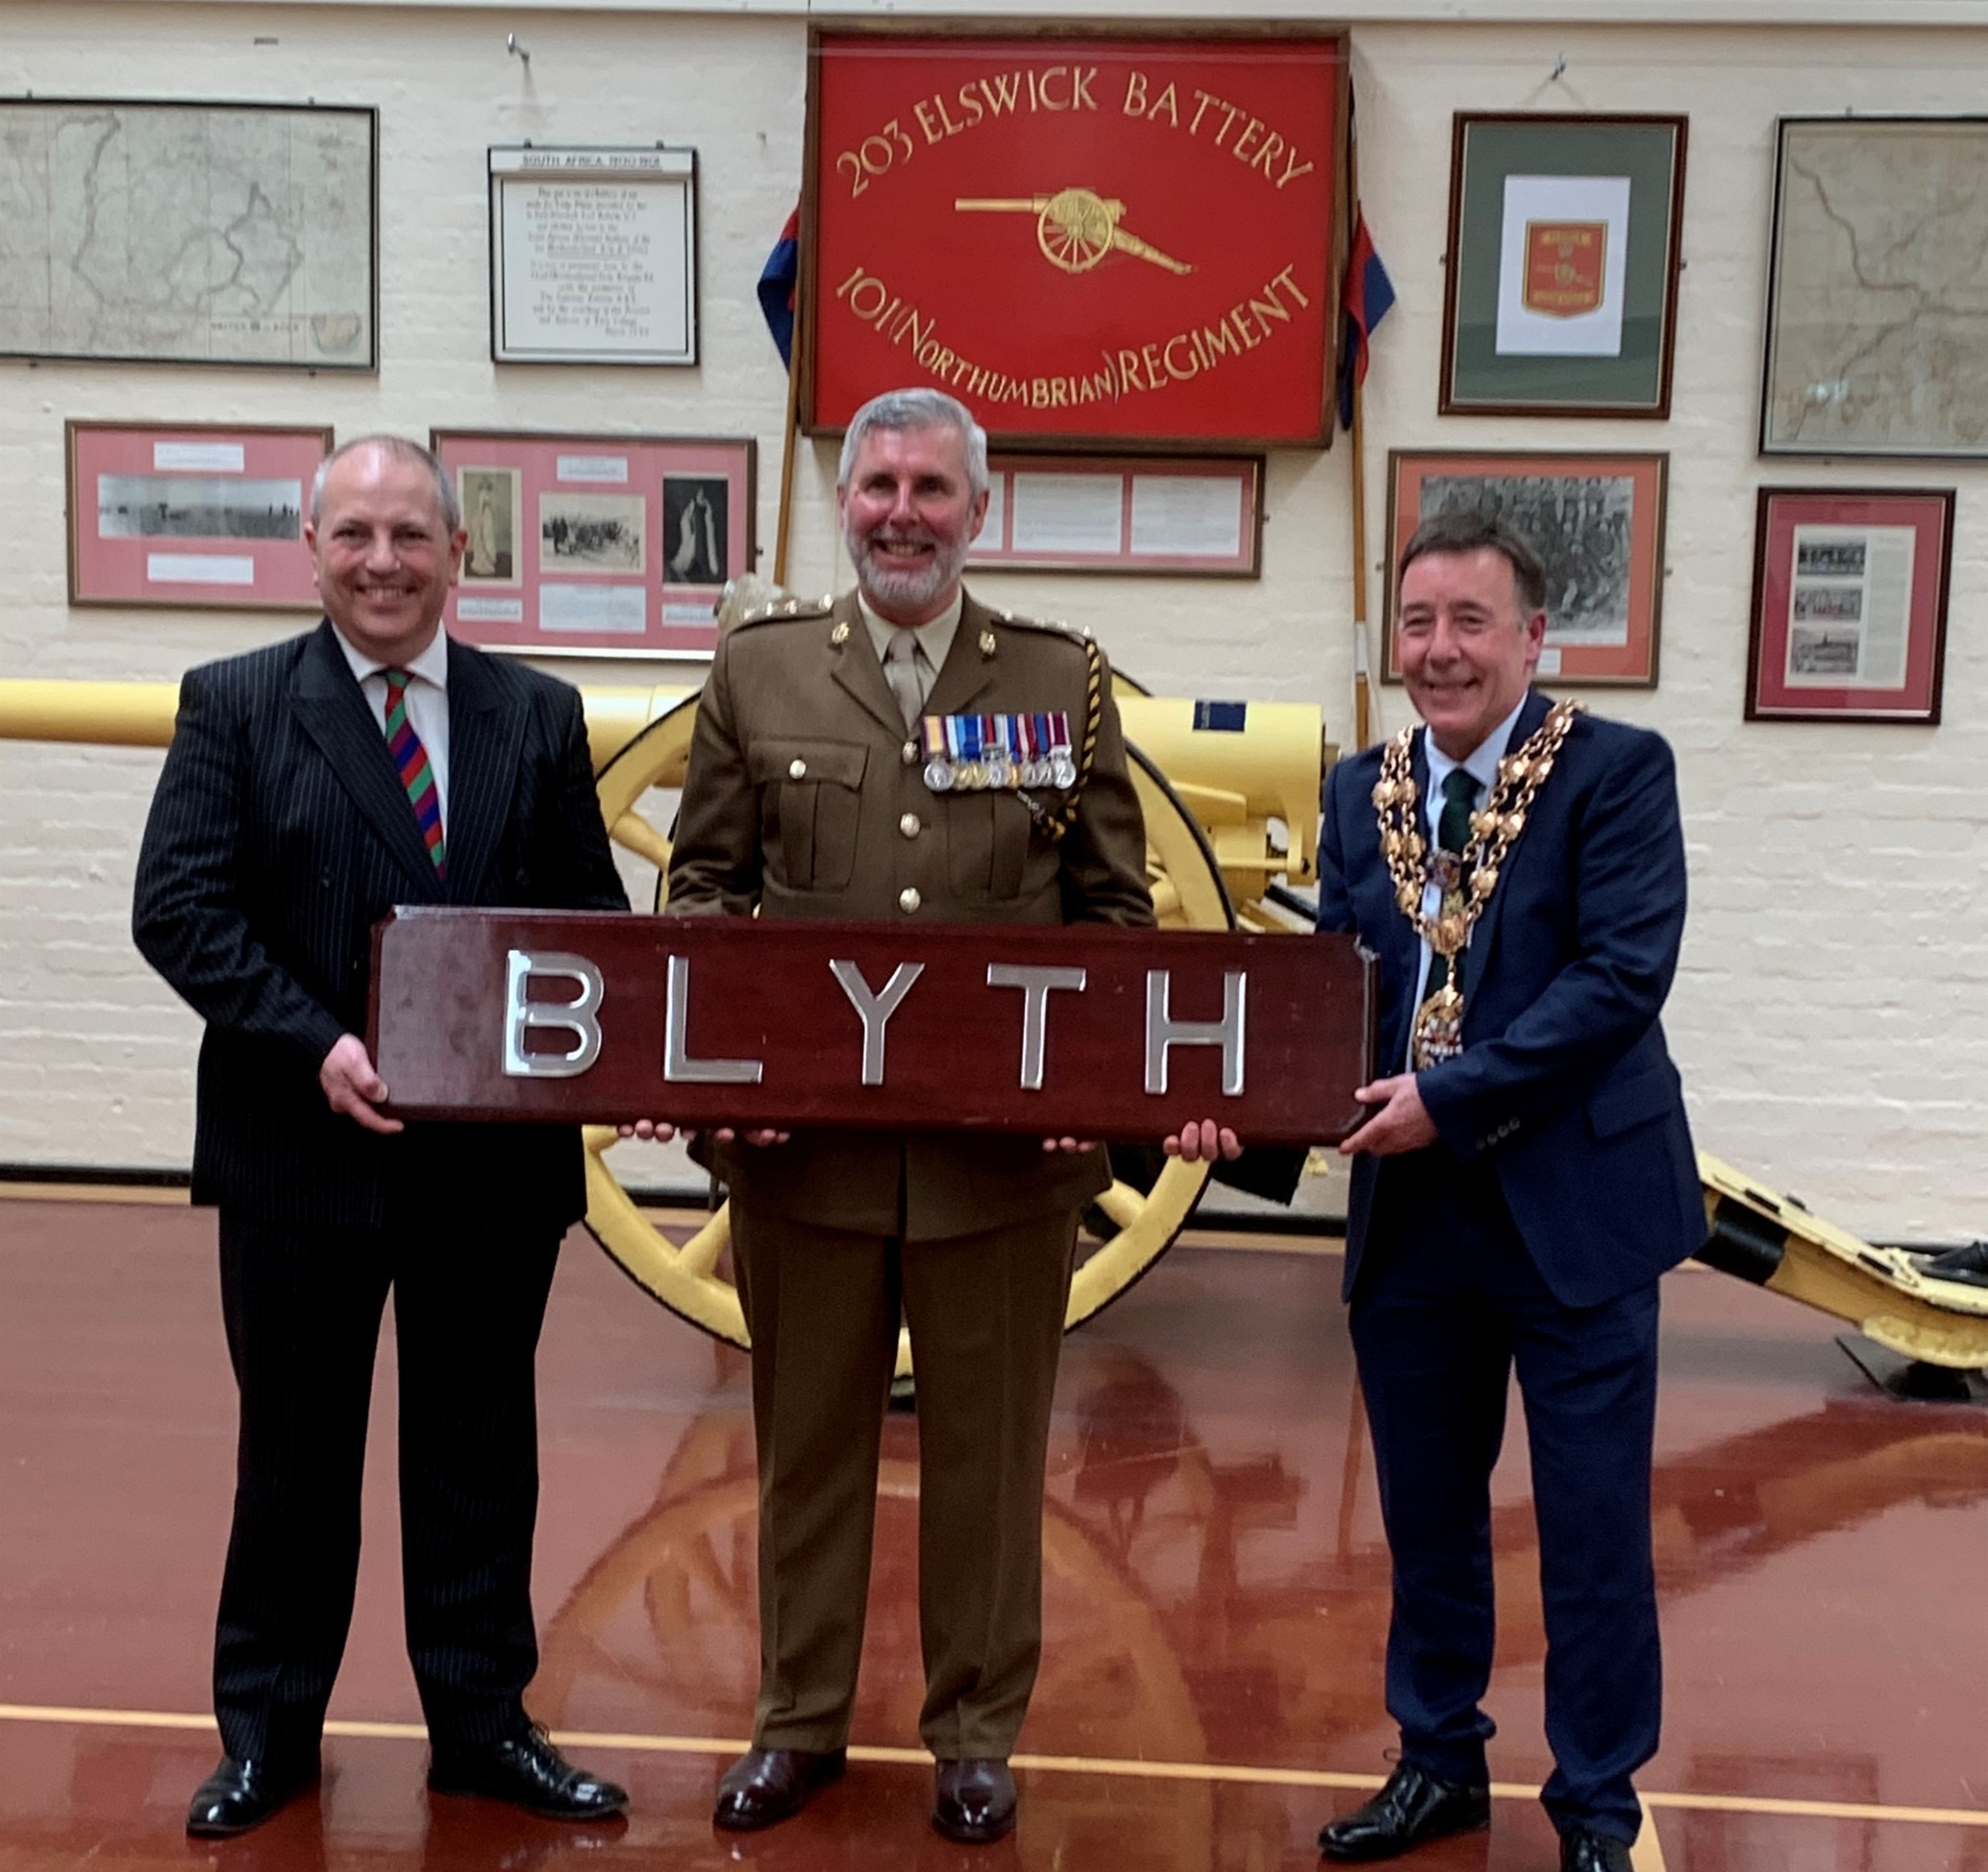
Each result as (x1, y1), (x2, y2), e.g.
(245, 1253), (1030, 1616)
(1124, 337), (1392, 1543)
(1439, 112), (1687, 419)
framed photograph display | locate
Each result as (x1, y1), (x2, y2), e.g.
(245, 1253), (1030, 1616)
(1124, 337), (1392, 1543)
(1763, 118), (1988, 457)
(1383, 450), (1668, 686)
(802, 27), (1346, 446)
(488, 146), (698, 365)
(65, 421), (331, 611)
(1746, 487), (1952, 723)
(2, 99), (376, 369)
(1440, 113), (1686, 418)
(968, 456), (1262, 575)
(430, 430), (754, 659)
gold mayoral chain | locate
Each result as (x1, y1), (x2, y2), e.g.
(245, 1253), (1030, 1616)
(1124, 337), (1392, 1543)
(1372, 698), (1582, 1070)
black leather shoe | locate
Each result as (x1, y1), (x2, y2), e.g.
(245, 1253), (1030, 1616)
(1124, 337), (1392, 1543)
(1319, 1762), (1490, 1860)
(932, 1759), (1017, 1845)
(186, 1755), (317, 1836)
(1559, 1827), (1633, 1872)
(711, 1747), (846, 1830)
(427, 1726), (628, 1820)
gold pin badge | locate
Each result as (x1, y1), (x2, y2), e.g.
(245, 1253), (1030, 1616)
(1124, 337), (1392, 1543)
(831, 619), (851, 644)
(979, 630), (997, 656)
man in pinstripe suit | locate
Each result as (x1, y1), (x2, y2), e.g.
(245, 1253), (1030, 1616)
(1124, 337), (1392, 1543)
(133, 437), (631, 1836)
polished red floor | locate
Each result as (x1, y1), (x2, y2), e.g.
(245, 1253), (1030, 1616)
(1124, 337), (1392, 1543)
(2, 1194), (1985, 1869)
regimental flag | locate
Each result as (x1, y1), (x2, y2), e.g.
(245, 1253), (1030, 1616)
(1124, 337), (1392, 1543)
(1336, 210), (1397, 430)
(758, 205), (801, 368)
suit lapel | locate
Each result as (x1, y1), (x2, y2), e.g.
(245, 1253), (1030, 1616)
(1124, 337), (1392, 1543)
(440, 638), (524, 906)
(1462, 686), (1554, 999)
(827, 593), (910, 739)
(923, 594), (998, 719)
(290, 620), (443, 898)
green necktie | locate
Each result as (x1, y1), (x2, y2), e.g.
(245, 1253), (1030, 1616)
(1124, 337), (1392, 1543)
(1424, 766), (1479, 998)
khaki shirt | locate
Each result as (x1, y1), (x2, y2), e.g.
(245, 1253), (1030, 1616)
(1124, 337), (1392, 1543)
(668, 587), (1155, 1238)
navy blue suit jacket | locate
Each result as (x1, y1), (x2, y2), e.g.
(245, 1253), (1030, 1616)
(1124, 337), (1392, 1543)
(1318, 688), (1703, 1309)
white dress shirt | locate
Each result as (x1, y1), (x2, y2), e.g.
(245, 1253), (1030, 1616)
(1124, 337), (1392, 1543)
(333, 623), (452, 831)
(1404, 695), (1528, 1069)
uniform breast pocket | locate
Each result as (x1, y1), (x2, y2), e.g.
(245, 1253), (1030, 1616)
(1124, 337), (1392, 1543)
(946, 792), (1034, 899)
(747, 738), (868, 890)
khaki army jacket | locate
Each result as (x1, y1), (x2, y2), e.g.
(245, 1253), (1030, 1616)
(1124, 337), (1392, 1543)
(667, 587), (1155, 1239)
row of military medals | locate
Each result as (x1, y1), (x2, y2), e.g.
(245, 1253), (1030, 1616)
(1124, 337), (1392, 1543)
(1373, 698), (1581, 1069)
(922, 711), (1079, 793)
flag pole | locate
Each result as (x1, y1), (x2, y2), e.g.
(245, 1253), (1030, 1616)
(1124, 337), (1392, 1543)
(1345, 109), (1377, 752)
(772, 274), (806, 588)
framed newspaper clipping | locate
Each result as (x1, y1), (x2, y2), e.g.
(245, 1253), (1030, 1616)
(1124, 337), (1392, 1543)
(1746, 487), (1952, 723)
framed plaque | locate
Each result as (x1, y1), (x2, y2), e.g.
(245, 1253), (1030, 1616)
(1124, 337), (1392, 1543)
(65, 420), (331, 612)
(969, 455), (1262, 576)
(488, 146), (699, 365)
(802, 28), (1346, 447)
(1440, 113), (1687, 418)
(431, 429), (754, 659)
(1746, 487), (1952, 723)
(1383, 450), (1667, 687)
(0, 99), (376, 370)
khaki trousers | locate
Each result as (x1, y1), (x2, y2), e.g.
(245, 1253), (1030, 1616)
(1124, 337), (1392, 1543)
(731, 1201), (1080, 1759)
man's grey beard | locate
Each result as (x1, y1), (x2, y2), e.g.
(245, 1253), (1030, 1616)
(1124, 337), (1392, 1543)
(847, 523), (971, 613)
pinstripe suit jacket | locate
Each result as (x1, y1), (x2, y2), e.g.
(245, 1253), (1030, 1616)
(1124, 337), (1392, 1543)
(133, 619), (628, 1230)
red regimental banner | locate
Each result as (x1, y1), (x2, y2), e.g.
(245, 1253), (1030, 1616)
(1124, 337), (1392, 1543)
(804, 30), (1345, 447)
(1524, 221), (1607, 317)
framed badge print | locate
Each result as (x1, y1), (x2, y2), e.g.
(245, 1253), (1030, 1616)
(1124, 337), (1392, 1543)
(1439, 113), (1687, 418)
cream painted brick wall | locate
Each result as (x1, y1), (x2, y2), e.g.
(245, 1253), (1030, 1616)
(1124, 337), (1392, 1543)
(2, 6), (1984, 1243)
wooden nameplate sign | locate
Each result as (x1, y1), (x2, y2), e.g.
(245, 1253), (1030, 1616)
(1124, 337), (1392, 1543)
(368, 909), (1376, 1143)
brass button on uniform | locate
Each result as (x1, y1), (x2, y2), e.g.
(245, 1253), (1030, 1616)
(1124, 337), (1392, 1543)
(899, 812), (921, 838)
(901, 739), (919, 766)
(787, 758), (808, 780)
(898, 886), (922, 914)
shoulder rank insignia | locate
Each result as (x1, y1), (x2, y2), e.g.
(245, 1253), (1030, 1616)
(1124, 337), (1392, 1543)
(921, 711), (1078, 793)
(736, 594), (835, 632)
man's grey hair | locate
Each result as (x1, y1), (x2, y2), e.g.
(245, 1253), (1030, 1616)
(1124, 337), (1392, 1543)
(310, 435), (461, 535)
(1399, 510), (1548, 617)
(836, 387), (989, 503)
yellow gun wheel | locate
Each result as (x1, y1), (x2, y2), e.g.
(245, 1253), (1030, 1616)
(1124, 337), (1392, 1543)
(585, 685), (1230, 1379)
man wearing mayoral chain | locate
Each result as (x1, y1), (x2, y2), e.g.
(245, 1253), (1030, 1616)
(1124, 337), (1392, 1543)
(650, 387), (1239, 1844)
(1312, 512), (1700, 1872)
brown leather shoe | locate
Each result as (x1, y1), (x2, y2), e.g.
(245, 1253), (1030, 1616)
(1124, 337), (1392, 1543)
(711, 1747), (846, 1830)
(932, 1758), (1017, 1844)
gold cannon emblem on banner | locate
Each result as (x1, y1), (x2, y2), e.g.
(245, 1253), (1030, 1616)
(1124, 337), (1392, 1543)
(954, 187), (1193, 276)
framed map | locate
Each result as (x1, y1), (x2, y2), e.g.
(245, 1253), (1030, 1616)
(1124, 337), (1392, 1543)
(0, 99), (377, 369)
(1764, 118), (1988, 456)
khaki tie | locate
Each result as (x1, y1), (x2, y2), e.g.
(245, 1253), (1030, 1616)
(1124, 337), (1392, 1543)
(884, 628), (925, 730)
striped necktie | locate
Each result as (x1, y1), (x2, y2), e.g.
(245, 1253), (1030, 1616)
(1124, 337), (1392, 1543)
(383, 667), (446, 877)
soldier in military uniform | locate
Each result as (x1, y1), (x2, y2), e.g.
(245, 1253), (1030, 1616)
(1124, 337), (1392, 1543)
(659, 387), (1236, 1844)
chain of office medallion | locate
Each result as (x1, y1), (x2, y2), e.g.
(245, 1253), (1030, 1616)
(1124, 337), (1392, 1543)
(1372, 698), (1582, 955)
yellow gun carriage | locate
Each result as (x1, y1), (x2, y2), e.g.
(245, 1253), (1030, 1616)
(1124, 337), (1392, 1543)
(4, 671), (1984, 1381)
